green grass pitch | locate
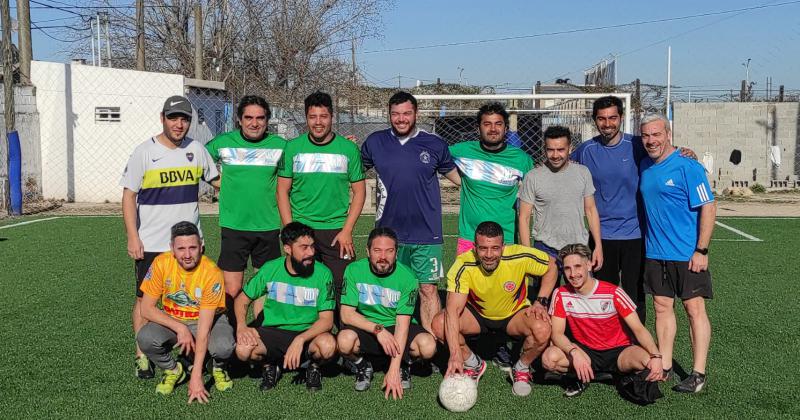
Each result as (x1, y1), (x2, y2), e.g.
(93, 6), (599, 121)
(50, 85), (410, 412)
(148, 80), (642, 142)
(0, 215), (798, 418)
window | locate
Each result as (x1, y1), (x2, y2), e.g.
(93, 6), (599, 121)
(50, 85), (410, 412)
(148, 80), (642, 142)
(95, 107), (121, 123)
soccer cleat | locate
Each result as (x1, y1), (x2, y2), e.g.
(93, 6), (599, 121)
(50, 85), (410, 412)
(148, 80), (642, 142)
(212, 366), (233, 392)
(510, 366), (533, 397)
(492, 345), (513, 372)
(463, 358), (487, 383)
(260, 364), (282, 391)
(155, 362), (186, 395)
(563, 379), (589, 398)
(672, 371), (706, 393)
(400, 363), (412, 390)
(135, 355), (155, 379)
(354, 359), (374, 392)
(306, 363), (323, 392)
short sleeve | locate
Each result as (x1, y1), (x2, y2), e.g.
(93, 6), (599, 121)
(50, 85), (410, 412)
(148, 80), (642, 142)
(613, 286), (636, 318)
(396, 280), (418, 316)
(340, 265), (359, 307)
(317, 270), (336, 312)
(684, 161), (714, 208)
(548, 288), (566, 318)
(199, 146), (220, 182)
(360, 138), (374, 170)
(518, 170), (536, 204)
(347, 143), (366, 182)
(581, 166), (596, 197)
(523, 247), (550, 277)
(120, 148), (145, 192)
(522, 154), (534, 173)
(242, 269), (268, 300)
(436, 141), (457, 175)
(446, 259), (470, 294)
(139, 257), (165, 299)
(205, 137), (220, 162)
(200, 269), (225, 310)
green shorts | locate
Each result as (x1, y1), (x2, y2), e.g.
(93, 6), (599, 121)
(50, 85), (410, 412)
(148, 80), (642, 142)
(397, 243), (443, 285)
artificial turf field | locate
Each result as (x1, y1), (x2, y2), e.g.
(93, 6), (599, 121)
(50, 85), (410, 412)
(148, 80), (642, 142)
(1, 214), (798, 418)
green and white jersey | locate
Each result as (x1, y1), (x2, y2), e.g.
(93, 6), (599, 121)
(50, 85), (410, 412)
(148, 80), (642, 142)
(242, 257), (335, 331)
(450, 141), (533, 243)
(277, 134), (365, 230)
(340, 258), (419, 327)
(206, 130), (286, 231)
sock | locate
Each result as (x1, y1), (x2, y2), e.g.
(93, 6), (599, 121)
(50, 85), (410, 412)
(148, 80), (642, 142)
(514, 359), (530, 372)
(464, 352), (480, 369)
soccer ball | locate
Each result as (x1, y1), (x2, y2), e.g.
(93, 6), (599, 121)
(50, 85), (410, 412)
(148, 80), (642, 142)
(438, 374), (478, 412)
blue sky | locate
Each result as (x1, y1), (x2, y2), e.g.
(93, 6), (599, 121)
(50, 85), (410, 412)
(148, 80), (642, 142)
(12, 0), (800, 95)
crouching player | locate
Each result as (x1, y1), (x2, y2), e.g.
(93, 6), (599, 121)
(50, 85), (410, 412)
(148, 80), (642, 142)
(542, 244), (663, 397)
(137, 221), (235, 402)
(234, 222), (337, 392)
(337, 227), (437, 400)
(432, 221), (558, 397)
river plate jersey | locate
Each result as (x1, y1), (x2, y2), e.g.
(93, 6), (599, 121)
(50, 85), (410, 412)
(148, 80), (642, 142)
(446, 245), (550, 320)
(340, 259), (419, 327)
(242, 257), (335, 331)
(140, 253), (225, 322)
(206, 130), (286, 231)
(277, 134), (365, 230)
(450, 141), (533, 243)
(120, 136), (219, 252)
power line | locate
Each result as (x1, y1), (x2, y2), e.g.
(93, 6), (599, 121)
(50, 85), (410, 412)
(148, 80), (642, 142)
(28, 0), (89, 17)
(361, 1), (800, 54)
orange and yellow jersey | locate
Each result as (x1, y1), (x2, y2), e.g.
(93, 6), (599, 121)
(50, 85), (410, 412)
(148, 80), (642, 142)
(446, 244), (550, 320)
(140, 252), (225, 321)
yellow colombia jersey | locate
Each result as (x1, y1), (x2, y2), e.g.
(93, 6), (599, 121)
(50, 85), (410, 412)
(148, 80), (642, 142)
(446, 244), (550, 320)
(140, 252), (226, 321)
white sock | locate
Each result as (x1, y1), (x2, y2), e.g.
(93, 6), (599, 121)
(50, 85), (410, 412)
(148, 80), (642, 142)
(464, 352), (480, 369)
(514, 359), (530, 372)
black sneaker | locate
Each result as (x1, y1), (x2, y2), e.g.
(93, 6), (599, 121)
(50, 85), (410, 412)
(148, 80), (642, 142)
(563, 379), (589, 397)
(306, 363), (322, 392)
(672, 371), (706, 393)
(135, 355), (155, 379)
(400, 363), (412, 390)
(354, 359), (374, 392)
(492, 345), (513, 372)
(260, 364), (282, 391)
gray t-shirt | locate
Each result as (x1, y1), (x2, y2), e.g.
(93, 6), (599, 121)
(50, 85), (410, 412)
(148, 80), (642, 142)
(519, 162), (595, 250)
(120, 136), (219, 252)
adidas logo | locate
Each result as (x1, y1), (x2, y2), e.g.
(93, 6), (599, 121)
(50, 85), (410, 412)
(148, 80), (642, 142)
(665, 179), (675, 186)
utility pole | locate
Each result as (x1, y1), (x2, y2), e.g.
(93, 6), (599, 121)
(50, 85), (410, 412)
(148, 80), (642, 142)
(778, 85), (784, 102)
(665, 46), (672, 118)
(194, 4), (203, 79)
(2, 0), (12, 130)
(740, 80), (746, 102)
(742, 58), (751, 87)
(90, 17), (96, 65)
(397, 75), (401, 89)
(96, 14), (102, 67)
(16, 0), (31, 85)
(136, 0), (145, 70)
(103, 12), (111, 67)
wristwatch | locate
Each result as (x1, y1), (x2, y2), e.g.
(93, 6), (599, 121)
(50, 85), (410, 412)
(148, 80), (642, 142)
(535, 296), (551, 307)
(694, 247), (709, 255)
(373, 324), (384, 335)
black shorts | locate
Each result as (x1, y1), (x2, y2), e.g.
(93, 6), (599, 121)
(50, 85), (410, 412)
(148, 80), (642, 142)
(217, 227), (281, 272)
(134, 251), (161, 298)
(575, 342), (627, 373)
(343, 324), (428, 359)
(644, 259), (713, 300)
(255, 326), (311, 365)
(465, 304), (523, 336)
(313, 228), (353, 292)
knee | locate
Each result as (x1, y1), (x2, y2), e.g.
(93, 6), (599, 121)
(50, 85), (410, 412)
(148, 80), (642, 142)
(430, 312), (446, 341)
(419, 284), (437, 298)
(208, 335), (235, 361)
(683, 299), (707, 320)
(336, 329), (358, 355)
(653, 298), (674, 314)
(313, 334), (337, 360)
(414, 333), (437, 360)
(527, 319), (551, 345)
(235, 344), (253, 362)
(135, 325), (160, 353)
(541, 347), (561, 371)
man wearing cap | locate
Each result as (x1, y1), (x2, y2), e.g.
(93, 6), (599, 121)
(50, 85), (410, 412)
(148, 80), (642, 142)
(121, 95), (221, 379)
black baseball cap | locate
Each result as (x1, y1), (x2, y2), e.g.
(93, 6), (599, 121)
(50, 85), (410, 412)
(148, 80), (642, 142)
(162, 95), (193, 118)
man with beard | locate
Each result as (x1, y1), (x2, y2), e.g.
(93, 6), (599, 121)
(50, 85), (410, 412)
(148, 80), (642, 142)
(361, 91), (460, 333)
(432, 221), (558, 397)
(122, 96), (220, 379)
(277, 91), (366, 301)
(449, 102), (533, 370)
(205, 95), (286, 320)
(518, 125), (603, 274)
(541, 243), (663, 398)
(137, 221), (234, 402)
(233, 222), (338, 392)
(337, 227), (437, 399)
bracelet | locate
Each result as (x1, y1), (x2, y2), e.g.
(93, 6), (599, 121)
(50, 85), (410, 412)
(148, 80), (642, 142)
(649, 354), (662, 359)
(568, 347), (578, 356)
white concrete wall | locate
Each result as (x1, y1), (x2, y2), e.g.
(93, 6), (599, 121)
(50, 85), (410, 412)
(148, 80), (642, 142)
(31, 61), (186, 202)
(0, 85), (41, 199)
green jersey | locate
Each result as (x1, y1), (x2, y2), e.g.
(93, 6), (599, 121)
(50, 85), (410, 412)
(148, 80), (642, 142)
(206, 130), (286, 231)
(450, 142), (533, 243)
(242, 257), (335, 331)
(277, 134), (365, 230)
(340, 258), (419, 327)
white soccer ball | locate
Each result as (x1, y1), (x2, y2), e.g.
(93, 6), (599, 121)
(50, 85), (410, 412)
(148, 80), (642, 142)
(438, 374), (478, 412)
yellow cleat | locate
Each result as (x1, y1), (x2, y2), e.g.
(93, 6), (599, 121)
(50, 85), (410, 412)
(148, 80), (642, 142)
(155, 362), (185, 395)
(212, 367), (233, 392)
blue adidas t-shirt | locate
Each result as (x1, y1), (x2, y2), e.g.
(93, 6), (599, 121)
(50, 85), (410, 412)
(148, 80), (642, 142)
(361, 128), (456, 245)
(571, 133), (647, 240)
(639, 150), (714, 261)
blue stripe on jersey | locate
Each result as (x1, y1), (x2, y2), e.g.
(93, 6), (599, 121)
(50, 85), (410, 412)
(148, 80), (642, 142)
(138, 184), (200, 205)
